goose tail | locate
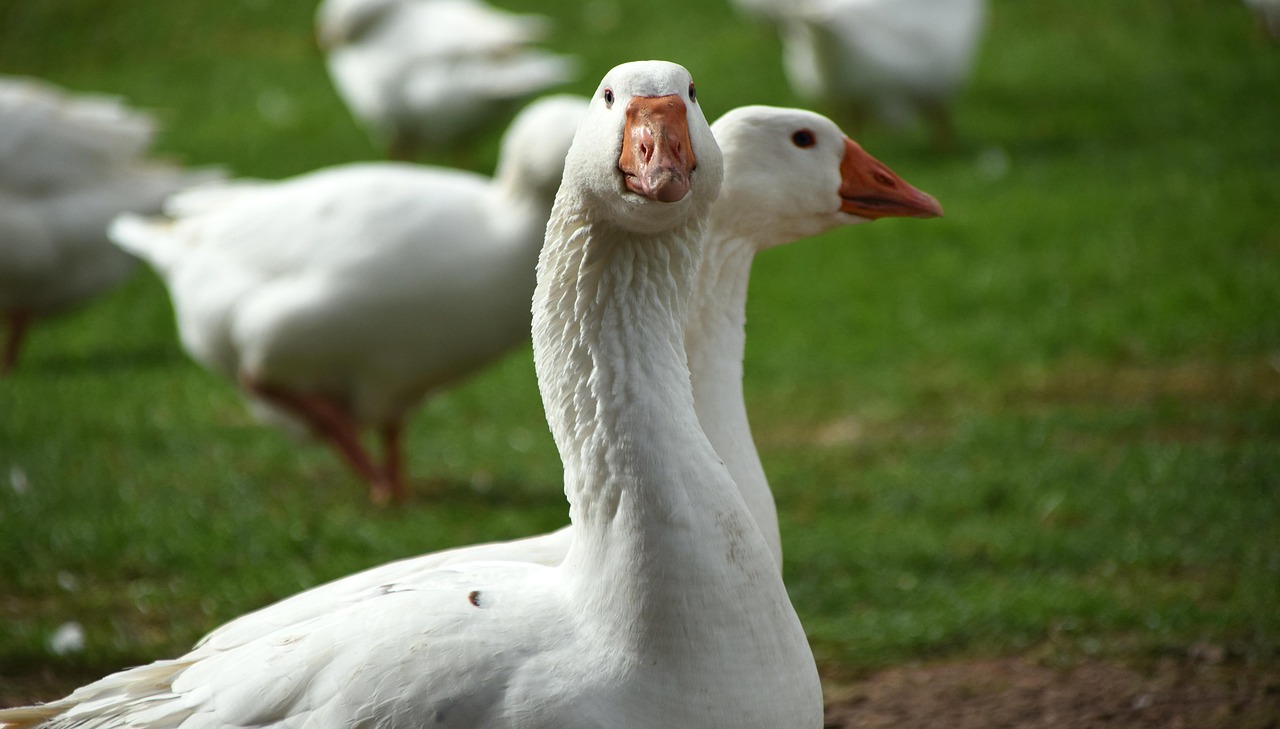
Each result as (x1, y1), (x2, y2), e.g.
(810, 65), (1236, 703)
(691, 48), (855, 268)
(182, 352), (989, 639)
(0, 659), (193, 729)
(108, 212), (183, 276)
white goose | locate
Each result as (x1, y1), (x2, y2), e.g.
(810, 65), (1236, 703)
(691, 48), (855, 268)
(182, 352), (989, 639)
(317, 0), (577, 159)
(0, 60), (825, 729)
(0, 76), (219, 375)
(776, 0), (987, 146)
(139, 106), (943, 654)
(692, 104), (943, 566)
(110, 94), (589, 503)
(1245, 0), (1280, 39)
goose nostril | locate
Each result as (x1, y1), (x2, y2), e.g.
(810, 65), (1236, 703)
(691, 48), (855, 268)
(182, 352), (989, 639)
(637, 127), (656, 163)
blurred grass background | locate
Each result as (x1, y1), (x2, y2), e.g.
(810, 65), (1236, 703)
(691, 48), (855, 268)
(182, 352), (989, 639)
(1, 0), (1277, 701)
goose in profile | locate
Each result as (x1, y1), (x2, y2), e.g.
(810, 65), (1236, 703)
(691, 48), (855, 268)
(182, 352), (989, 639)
(0, 76), (219, 375)
(147, 105), (943, 655)
(692, 104), (943, 564)
(0, 59), (826, 729)
(317, 0), (577, 160)
(111, 95), (588, 502)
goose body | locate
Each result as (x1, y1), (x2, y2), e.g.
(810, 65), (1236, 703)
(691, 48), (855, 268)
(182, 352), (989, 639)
(126, 107), (942, 660)
(1, 60), (824, 729)
(777, 0), (986, 144)
(110, 95), (588, 501)
(317, 0), (577, 158)
(0, 76), (218, 374)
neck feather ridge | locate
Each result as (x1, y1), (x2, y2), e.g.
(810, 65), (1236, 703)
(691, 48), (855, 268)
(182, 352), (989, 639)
(533, 205), (711, 528)
(530, 192), (812, 687)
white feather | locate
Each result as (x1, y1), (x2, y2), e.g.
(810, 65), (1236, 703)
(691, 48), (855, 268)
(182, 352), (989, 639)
(0, 61), (823, 729)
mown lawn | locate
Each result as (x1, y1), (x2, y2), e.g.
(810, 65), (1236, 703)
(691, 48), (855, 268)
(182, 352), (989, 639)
(1, 0), (1277, 703)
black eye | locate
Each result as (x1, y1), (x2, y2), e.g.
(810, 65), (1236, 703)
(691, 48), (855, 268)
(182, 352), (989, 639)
(688, 83), (697, 102)
(791, 129), (816, 148)
(603, 87), (614, 107)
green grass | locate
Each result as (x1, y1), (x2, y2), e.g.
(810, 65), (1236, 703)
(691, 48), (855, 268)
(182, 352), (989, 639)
(1, 0), (1277, 700)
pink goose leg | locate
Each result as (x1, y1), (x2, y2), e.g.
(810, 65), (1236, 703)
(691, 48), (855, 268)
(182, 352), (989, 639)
(2, 310), (32, 376)
(241, 376), (384, 499)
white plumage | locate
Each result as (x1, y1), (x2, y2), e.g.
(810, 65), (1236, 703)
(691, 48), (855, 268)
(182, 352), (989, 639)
(317, 0), (577, 159)
(83, 106), (943, 673)
(694, 104), (943, 566)
(111, 94), (588, 502)
(775, 0), (987, 145)
(0, 60), (824, 729)
(0, 76), (219, 374)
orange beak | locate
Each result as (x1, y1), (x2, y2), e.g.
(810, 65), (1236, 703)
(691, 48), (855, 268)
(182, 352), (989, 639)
(619, 95), (697, 203)
(838, 138), (944, 220)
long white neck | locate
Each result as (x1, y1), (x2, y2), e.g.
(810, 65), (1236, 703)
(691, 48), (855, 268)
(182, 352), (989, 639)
(685, 236), (782, 569)
(532, 200), (789, 657)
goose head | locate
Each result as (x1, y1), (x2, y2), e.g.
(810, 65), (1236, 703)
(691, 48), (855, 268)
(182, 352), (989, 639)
(709, 105), (942, 249)
(536, 61), (725, 451)
(557, 60), (723, 235)
(494, 94), (590, 203)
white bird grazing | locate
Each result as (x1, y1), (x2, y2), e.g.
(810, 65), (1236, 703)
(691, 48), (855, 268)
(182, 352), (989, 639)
(317, 0), (577, 160)
(1245, 0), (1280, 39)
(0, 60), (826, 729)
(776, 0), (987, 147)
(110, 94), (589, 503)
(0, 76), (219, 375)
(137, 106), (943, 656)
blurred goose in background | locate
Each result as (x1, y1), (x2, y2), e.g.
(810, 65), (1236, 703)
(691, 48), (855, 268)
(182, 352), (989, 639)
(0, 60), (826, 729)
(726, 0), (793, 23)
(316, 0), (577, 161)
(167, 106), (941, 652)
(110, 95), (588, 503)
(775, 0), (987, 147)
(1244, 0), (1280, 39)
(0, 76), (220, 375)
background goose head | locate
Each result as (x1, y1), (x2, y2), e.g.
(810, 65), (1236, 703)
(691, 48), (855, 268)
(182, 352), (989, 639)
(710, 105), (942, 249)
(559, 60), (723, 236)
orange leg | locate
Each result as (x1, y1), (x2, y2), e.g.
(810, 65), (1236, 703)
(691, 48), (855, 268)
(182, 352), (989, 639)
(387, 132), (418, 163)
(2, 310), (32, 377)
(373, 420), (407, 505)
(241, 376), (380, 491)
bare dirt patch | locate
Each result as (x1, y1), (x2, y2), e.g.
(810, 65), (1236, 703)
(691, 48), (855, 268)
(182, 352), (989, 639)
(823, 655), (1279, 729)
(1009, 356), (1280, 409)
